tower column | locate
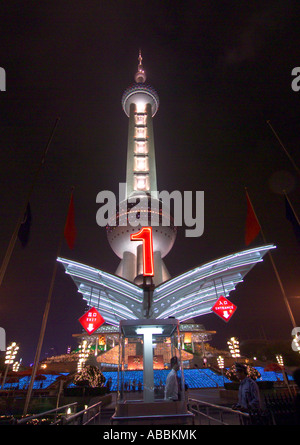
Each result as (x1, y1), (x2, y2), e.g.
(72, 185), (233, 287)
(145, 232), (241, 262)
(134, 243), (144, 286)
(153, 251), (163, 285)
(145, 103), (158, 198)
(126, 103), (137, 197)
(122, 251), (136, 282)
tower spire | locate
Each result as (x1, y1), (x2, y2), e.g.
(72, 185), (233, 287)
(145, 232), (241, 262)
(135, 49), (146, 83)
(138, 49), (142, 66)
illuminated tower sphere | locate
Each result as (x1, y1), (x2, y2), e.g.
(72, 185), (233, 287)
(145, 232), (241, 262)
(106, 51), (177, 286)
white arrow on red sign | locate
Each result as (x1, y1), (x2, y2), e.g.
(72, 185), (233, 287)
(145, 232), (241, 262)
(78, 307), (105, 335)
(211, 295), (237, 322)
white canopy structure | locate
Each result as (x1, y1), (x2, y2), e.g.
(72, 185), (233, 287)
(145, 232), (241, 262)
(58, 244), (275, 326)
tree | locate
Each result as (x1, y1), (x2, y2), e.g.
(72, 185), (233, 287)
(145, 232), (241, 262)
(225, 364), (261, 382)
(73, 365), (106, 388)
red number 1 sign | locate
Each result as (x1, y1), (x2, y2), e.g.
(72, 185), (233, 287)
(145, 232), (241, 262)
(130, 227), (154, 276)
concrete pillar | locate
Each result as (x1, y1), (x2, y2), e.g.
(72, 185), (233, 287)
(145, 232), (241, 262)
(161, 259), (171, 282)
(143, 330), (154, 402)
(134, 244), (144, 286)
(122, 251), (136, 282)
(153, 251), (162, 286)
(136, 243), (143, 276)
(115, 259), (123, 277)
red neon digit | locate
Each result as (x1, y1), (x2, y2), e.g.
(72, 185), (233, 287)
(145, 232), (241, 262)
(130, 227), (154, 276)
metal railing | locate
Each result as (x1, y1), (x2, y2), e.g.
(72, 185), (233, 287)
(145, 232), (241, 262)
(188, 398), (250, 425)
(264, 393), (297, 425)
(59, 401), (102, 425)
(15, 402), (78, 425)
(111, 412), (194, 425)
(12, 400), (103, 425)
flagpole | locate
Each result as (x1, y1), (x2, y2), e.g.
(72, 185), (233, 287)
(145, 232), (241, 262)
(284, 190), (300, 226)
(267, 120), (300, 177)
(0, 118), (60, 290)
(246, 188), (297, 329)
(22, 187), (74, 417)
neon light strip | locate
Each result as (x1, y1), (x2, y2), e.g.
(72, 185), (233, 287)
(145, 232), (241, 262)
(153, 258), (259, 302)
(86, 298), (136, 320)
(178, 310), (213, 322)
(81, 291), (137, 317)
(155, 245), (275, 293)
(80, 289), (141, 318)
(65, 270), (143, 303)
(158, 296), (217, 319)
(58, 257), (143, 294)
(166, 284), (237, 310)
(167, 301), (216, 319)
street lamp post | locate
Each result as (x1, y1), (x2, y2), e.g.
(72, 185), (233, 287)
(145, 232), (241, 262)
(227, 337), (241, 361)
(217, 355), (225, 385)
(276, 354), (292, 396)
(1, 342), (19, 388)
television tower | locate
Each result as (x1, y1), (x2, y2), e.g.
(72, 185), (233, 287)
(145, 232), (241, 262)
(58, 52), (274, 326)
(106, 51), (176, 286)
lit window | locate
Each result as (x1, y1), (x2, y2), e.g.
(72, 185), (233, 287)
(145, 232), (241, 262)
(134, 156), (148, 172)
(137, 178), (145, 190)
(134, 175), (149, 191)
(135, 114), (146, 125)
(135, 142), (147, 154)
(135, 127), (146, 138)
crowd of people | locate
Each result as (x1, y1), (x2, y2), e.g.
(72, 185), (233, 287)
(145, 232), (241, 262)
(123, 379), (143, 392)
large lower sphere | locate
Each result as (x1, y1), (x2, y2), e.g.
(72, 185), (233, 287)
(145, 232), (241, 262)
(106, 197), (177, 259)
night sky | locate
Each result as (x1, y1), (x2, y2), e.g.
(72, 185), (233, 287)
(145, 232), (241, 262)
(0, 1), (300, 366)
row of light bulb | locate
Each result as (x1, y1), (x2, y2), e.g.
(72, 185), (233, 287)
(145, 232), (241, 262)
(227, 337), (241, 358)
(77, 341), (92, 372)
(276, 354), (284, 367)
(217, 355), (224, 369)
(12, 361), (21, 372)
(225, 337), (288, 367)
(5, 342), (19, 364)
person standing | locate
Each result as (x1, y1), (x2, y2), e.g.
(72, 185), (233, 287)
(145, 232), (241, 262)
(164, 356), (180, 401)
(233, 363), (261, 412)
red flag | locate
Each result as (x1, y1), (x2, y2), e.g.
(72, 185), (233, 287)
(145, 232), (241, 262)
(64, 193), (76, 249)
(245, 191), (260, 246)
